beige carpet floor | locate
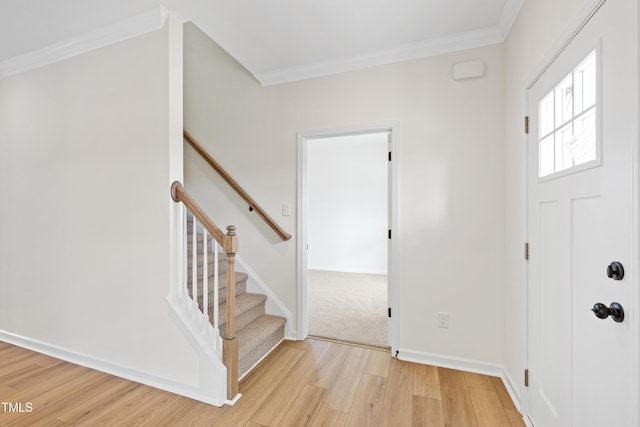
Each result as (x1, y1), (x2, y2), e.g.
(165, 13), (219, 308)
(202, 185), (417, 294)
(307, 270), (388, 348)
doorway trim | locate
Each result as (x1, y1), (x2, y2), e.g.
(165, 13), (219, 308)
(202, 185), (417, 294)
(297, 122), (400, 354)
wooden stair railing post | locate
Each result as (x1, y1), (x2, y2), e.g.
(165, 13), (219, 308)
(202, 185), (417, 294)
(223, 225), (239, 399)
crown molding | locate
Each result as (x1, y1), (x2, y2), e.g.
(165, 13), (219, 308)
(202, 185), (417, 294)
(254, 26), (504, 87)
(0, 6), (169, 80)
(497, 0), (525, 38)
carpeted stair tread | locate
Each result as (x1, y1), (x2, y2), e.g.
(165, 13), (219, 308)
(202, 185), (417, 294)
(186, 235), (217, 256)
(216, 272), (248, 303)
(186, 252), (229, 275)
(237, 315), (285, 355)
(216, 293), (267, 336)
(217, 293), (266, 325)
(186, 234), (217, 252)
(191, 272), (248, 305)
(190, 270), (247, 288)
(237, 314), (286, 376)
(216, 271), (248, 288)
(186, 232), (217, 242)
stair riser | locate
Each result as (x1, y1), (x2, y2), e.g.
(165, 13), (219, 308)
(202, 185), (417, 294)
(239, 325), (285, 377)
(186, 239), (215, 255)
(186, 229), (213, 239)
(187, 270), (241, 289)
(185, 260), (228, 281)
(189, 278), (247, 305)
(186, 226), (216, 239)
(217, 280), (247, 304)
(217, 303), (265, 337)
(185, 239), (228, 268)
(189, 255), (228, 271)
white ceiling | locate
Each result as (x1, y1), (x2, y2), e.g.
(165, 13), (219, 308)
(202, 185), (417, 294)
(0, 0), (523, 85)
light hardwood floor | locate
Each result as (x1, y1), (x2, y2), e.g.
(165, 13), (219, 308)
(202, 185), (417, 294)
(0, 339), (525, 426)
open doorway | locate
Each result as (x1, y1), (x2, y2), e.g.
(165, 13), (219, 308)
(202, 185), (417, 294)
(298, 127), (397, 350)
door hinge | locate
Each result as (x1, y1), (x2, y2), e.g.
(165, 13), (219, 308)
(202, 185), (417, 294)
(388, 307), (392, 318)
(388, 152), (392, 161)
(524, 242), (529, 261)
(524, 116), (530, 134)
(388, 230), (392, 239)
(524, 369), (529, 387)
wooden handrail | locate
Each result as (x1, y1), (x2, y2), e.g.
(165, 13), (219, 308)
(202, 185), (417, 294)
(171, 181), (225, 245)
(183, 131), (292, 242)
(171, 181), (239, 400)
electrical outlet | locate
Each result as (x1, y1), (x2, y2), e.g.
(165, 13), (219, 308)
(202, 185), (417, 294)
(437, 312), (449, 328)
(282, 203), (291, 216)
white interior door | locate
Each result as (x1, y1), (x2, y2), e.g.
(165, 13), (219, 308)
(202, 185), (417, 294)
(526, 1), (637, 426)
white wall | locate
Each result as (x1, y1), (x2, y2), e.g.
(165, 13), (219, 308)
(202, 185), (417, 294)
(0, 19), (198, 386)
(502, 0), (596, 405)
(184, 23), (505, 366)
(307, 133), (388, 274)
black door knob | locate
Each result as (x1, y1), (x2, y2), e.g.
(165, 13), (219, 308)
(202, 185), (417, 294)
(591, 302), (625, 322)
(592, 303), (610, 319)
(607, 262), (624, 280)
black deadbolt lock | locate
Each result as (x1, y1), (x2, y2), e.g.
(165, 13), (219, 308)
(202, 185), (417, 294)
(607, 262), (624, 280)
(591, 302), (625, 322)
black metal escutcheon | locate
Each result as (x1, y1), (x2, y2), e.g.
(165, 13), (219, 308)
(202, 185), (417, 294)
(607, 262), (624, 280)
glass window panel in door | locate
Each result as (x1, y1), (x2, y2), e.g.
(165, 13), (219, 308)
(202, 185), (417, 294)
(539, 92), (555, 137)
(555, 75), (573, 127)
(556, 123), (575, 171)
(570, 109), (597, 165)
(540, 135), (555, 177)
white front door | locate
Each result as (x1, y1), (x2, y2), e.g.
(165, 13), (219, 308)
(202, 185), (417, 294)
(526, 0), (638, 426)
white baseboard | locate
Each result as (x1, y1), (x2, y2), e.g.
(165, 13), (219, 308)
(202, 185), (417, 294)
(224, 393), (243, 406)
(0, 329), (226, 407)
(501, 369), (523, 411)
(397, 348), (504, 377)
(502, 370), (531, 426)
